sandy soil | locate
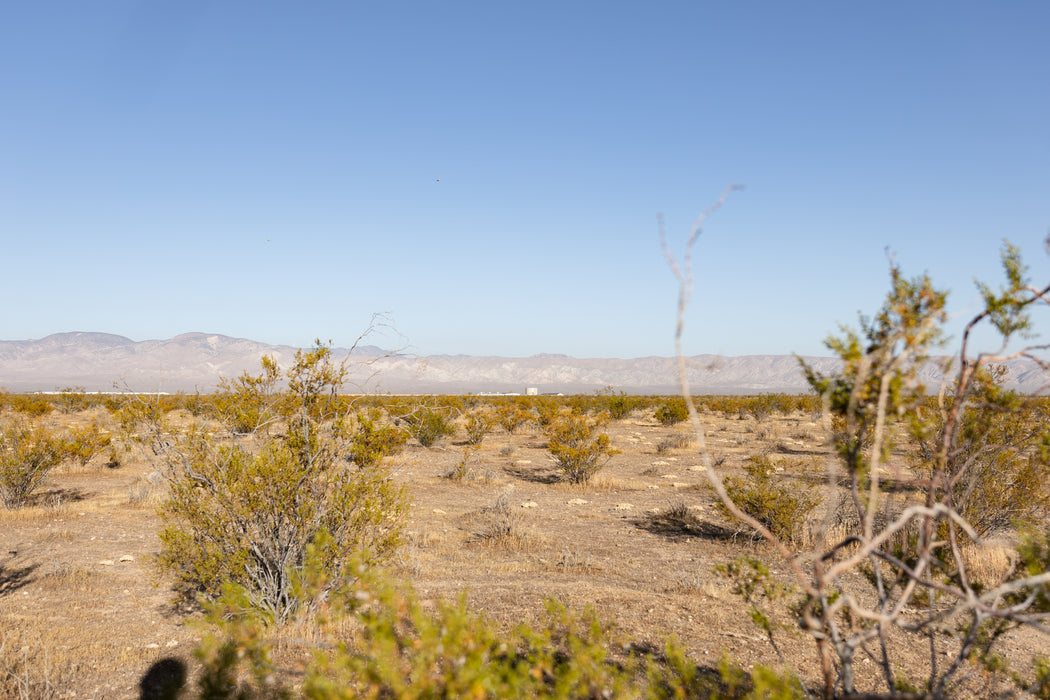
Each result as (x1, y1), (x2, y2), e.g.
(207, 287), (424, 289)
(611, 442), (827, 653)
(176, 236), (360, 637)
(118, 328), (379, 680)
(1, 404), (1045, 698)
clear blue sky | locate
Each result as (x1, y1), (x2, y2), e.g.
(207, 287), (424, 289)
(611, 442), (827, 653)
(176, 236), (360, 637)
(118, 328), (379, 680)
(3, 2), (1048, 358)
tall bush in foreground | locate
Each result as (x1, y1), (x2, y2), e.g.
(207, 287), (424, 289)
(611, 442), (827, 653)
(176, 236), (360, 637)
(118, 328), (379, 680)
(666, 189), (1050, 698)
(189, 548), (802, 698)
(140, 342), (407, 621)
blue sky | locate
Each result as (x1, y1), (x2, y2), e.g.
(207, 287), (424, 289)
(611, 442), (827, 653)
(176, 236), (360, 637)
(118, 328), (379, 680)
(2, 2), (1048, 358)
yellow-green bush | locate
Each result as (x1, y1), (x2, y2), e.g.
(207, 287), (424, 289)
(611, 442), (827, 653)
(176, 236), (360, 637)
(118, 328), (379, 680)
(0, 421), (64, 508)
(0, 393), (54, 418)
(716, 456), (820, 545)
(655, 398), (689, 426)
(60, 420), (113, 467)
(342, 408), (407, 469)
(544, 410), (618, 484)
(397, 403), (456, 447)
(148, 344), (407, 621)
(462, 407), (494, 446)
(190, 548), (802, 699)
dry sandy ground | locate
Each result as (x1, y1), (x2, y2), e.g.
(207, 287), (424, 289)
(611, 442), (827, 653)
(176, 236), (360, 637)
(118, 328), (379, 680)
(1, 405), (1045, 697)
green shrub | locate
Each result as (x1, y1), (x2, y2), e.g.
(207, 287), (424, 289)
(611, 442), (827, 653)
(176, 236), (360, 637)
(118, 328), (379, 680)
(399, 404), (457, 447)
(495, 402), (531, 434)
(151, 343), (407, 621)
(52, 386), (88, 414)
(211, 355), (283, 435)
(463, 407), (494, 446)
(1, 393), (54, 418)
(343, 408), (407, 469)
(544, 410), (618, 484)
(655, 399), (689, 426)
(596, 386), (639, 420)
(910, 365), (1050, 538)
(60, 420), (113, 467)
(716, 456), (820, 545)
(532, 396), (562, 430)
(191, 551), (801, 699)
(0, 422), (64, 508)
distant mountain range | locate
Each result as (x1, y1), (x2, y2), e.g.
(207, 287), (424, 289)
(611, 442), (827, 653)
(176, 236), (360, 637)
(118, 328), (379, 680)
(1, 332), (1048, 395)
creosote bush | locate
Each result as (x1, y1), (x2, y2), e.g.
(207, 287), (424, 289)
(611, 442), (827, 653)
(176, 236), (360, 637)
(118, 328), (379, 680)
(398, 403), (457, 447)
(60, 420), (113, 467)
(342, 408), (407, 469)
(596, 385), (640, 420)
(666, 190), (1050, 698)
(655, 399), (689, 426)
(463, 407), (494, 446)
(909, 364), (1050, 539)
(495, 401), (531, 434)
(0, 421), (65, 508)
(140, 342), (407, 621)
(716, 455), (820, 545)
(191, 547), (802, 699)
(544, 410), (618, 484)
(0, 393), (54, 418)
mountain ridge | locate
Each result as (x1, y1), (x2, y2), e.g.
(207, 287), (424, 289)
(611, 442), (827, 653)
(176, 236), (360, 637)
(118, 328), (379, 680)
(1, 333), (1048, 395)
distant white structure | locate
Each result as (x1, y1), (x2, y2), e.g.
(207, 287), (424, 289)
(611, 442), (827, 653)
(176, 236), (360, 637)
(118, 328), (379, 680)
(526, 387), (538, 396)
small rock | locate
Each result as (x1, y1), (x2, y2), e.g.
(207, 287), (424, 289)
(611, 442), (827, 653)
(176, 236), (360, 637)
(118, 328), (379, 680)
(661, 474), (679, 479)
(432, 509), (447, 515)
(672, 483), (690, 488)
(614, 503), (633, 511)
(520, 501), (538, 508)
(515, 459), (532, 465)
(567, 498), (588, 505)
(146, 643), (160, 649)
(98, 560), (115, 566)
(647, 485), (660, 490)
(119, 555), (134, 563)
(166, 639), (179, 648)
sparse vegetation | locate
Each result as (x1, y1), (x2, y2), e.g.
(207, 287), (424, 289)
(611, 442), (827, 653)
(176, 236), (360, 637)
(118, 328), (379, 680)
(667, 194), (1050, 699)
(5, 229), (1050, 698)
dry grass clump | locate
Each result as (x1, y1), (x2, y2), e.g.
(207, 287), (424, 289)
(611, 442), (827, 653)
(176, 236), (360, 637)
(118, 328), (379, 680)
(442, 448), (498, 484)
(655, 432), (693, 454)
(0, 642), (78, 700)
(465, 493), (531, 550)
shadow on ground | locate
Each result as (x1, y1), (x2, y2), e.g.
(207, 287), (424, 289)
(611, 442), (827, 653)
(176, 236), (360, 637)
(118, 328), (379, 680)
(633, 509), (741, 541)
(0, 561), (40, 596)
(502, 464), (562, 484)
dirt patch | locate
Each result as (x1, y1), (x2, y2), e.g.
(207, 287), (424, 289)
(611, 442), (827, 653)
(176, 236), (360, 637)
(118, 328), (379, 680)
(1, 406), (1045, 697)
